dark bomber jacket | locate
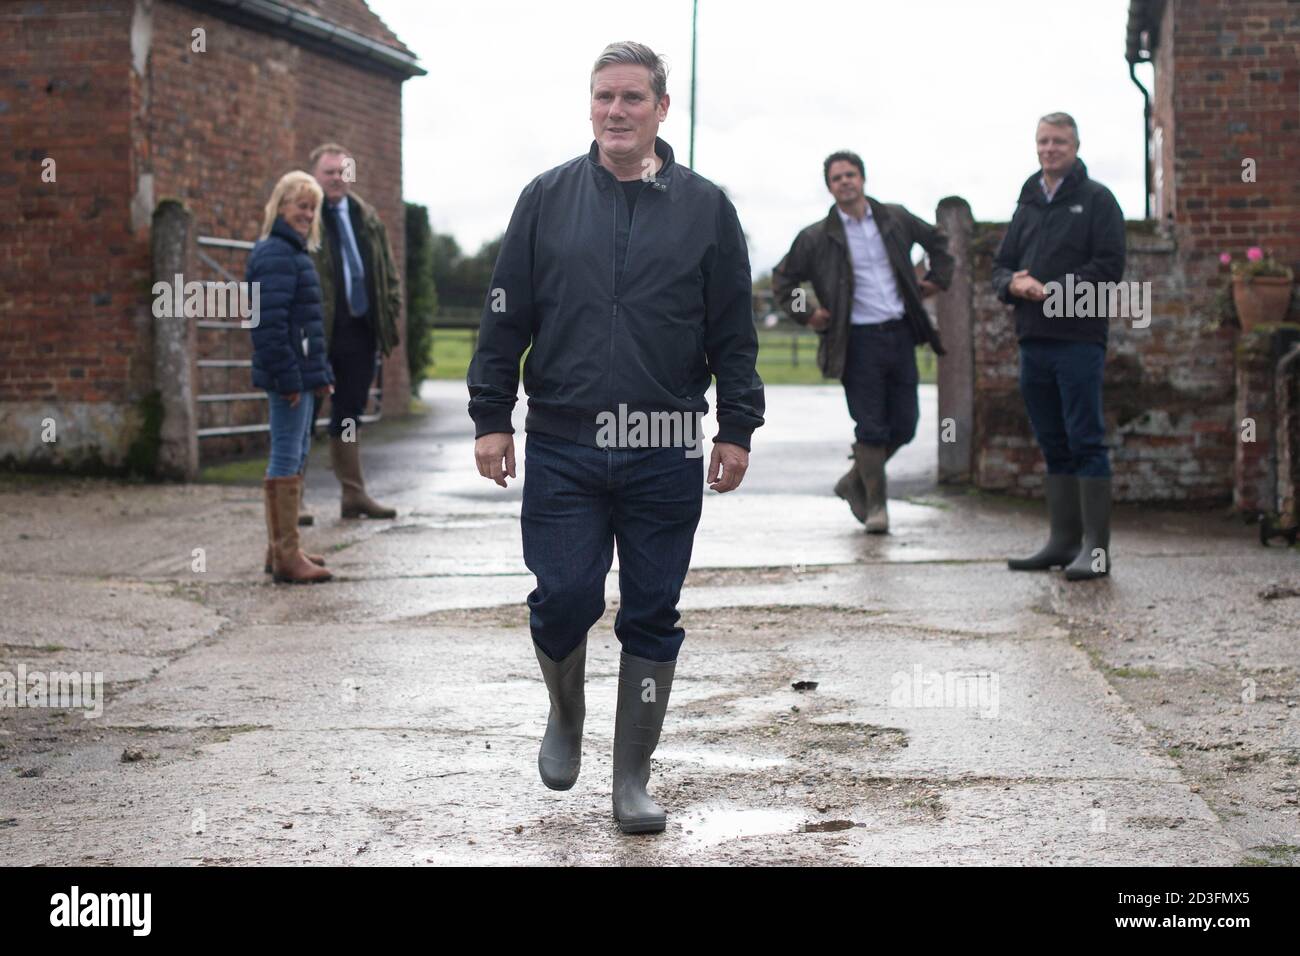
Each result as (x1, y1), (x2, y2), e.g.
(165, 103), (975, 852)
(466, 137), (766, 450)
(991, 159), (1126, 346)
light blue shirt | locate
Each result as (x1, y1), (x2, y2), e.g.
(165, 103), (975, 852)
(329, 195), (367, 302)
(838, 205), (905, 325)
(1040, 174), (1061, 203)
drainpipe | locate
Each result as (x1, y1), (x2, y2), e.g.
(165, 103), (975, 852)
(1129, 61), (1152, 220)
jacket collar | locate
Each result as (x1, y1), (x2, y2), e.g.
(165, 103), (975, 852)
(587, 136), (677, 193)
(1019, 158), (1089, 205)
(271, 216), (307, 249)
(824, 196), (892, 245)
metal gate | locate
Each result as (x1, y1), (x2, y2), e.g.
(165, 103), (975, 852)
(193, 234), (382, 459)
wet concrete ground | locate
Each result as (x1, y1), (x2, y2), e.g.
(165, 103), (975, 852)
(1, 382), (1297, 865)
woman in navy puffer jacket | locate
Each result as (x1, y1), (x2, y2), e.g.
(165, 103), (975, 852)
(247, 170), (335, 584)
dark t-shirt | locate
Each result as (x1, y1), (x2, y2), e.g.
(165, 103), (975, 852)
(621, 178), (647, 217)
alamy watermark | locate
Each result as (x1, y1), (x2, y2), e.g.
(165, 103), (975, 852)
(1, 665), (103, 719)
(595, 404), (706, 459)
(1042, 275), (1151, 329)
(889, 665), (999, 718)
(151, 274), (261, 328)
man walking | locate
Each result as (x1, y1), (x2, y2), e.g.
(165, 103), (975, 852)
(309, 143), (402, 520)
(992, 113), (1125, 581)
(772, 150), (951, 533)
(467, 41), (764, 834)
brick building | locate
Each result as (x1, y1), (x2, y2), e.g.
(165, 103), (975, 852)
(936, 0), (1298, 507)
(1, 0), (423, 474)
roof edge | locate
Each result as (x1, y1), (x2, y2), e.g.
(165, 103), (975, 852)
(176, 0), (427, 78)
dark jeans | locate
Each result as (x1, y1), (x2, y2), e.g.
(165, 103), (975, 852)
(328, 316), (377, 437)
(841, 320), (919, 447)
(522, 431), (703, 664)
(1018, 338), (1110, 477)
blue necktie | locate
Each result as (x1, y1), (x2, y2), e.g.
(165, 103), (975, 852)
(329, 204), (369, 318)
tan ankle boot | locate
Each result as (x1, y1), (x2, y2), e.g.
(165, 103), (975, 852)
(265, 476), (332, 584)
(330, 435), (396, 519)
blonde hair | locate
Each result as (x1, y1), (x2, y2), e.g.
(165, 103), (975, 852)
(260, 170), (324, 251)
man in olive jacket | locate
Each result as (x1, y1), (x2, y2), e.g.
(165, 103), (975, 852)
(772, 150), (952, 532)
(309, 143), (402, 520)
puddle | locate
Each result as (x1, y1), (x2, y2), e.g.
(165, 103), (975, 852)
(658, 748), (787, 771)
(676, 805), (806, 846)
(801, 819), (860, 833)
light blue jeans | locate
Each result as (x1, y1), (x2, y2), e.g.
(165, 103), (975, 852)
(266, 390), (314, 478)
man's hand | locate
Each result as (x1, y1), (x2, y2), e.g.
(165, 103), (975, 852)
(918, 278), (942, 299)
(807, 306), (831, 331)
(707, 442), (749, 493)
(474, 433), (516, 488)
(286, 391), (300, 408)
(1009, 269), (1047, 301)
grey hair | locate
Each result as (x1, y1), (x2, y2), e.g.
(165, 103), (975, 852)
(590, 41), (668, 101)
(1038, 112), (1079, 144)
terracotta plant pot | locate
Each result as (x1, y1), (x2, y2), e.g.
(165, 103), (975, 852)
(1232, 274), (1294, 332)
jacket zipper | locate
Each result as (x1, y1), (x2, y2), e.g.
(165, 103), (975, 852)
(609, 181), (619, 418)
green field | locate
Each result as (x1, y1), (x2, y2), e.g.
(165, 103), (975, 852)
(425, 327), (936, 386)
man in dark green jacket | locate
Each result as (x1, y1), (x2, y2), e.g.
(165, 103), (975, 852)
(309, 143), (402, 520)
(773, 150), (952, 533)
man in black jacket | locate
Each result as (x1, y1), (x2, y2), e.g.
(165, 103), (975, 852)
(991, 112), (1126, 581)
(466, 41), (764, 835)
(773, 151), (952, 533)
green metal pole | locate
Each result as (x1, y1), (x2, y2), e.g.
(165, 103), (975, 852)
(689, 0), (697, 168)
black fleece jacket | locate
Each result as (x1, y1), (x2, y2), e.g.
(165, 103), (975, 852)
(991, 159), (1126, 346)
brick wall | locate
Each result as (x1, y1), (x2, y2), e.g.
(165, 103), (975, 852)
(0, 0), (149, 469)
(0, 0), (412, 472)
(1153, 0), (1300, 320)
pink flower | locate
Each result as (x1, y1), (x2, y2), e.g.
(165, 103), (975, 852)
(1247, 247), (1264, 262)
(1219, 252), (1232, 265)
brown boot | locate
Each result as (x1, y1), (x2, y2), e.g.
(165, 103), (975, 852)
(853, 442), (890, 534)
(330, 435), (396, 519)
(263, 478), (326, 573)
(297, 463), (315, 527)
(265, 475), (332, 584)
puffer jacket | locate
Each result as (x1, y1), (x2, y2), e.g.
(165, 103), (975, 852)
(247, 217), (334, 395)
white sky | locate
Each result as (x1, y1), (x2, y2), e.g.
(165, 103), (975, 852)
(369, 0), (1150, 274)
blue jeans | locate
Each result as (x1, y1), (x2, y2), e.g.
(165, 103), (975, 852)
(841, 321), (919, 447)
(266, 390), (314, 477)
(522, 432), (704, 664)
(1018, 339), (1110, 477)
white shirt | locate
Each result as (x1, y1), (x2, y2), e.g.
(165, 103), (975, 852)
(838, 205), (906, 325)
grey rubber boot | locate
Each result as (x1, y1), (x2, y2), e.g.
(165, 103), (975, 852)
(533, 638), (586, 791)
(1064, 476), (1112, 581)
(612, 651), (676, 834)
(833, 447), (867, 524)
(1008, 474), (1083, 570)
(853, 442), (890, 534)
